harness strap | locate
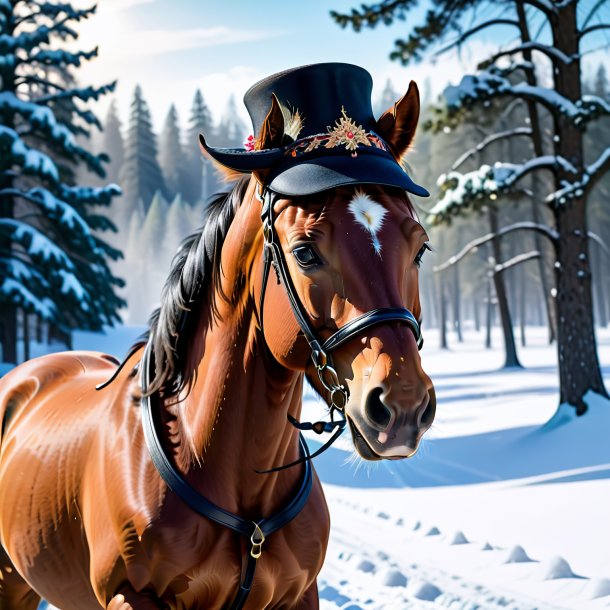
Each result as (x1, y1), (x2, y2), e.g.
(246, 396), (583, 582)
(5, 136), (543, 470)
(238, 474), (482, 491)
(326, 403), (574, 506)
(229, 553), (258, 610)
(322, 308), (423, 352)
(140, 344), (313, 609)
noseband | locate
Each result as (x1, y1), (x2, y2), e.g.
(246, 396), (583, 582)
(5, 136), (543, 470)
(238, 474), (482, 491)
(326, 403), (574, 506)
(258, 186), (423, 466)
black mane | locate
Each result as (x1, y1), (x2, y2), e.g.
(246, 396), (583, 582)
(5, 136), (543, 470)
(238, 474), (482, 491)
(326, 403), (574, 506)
(142, 176), (250, 396)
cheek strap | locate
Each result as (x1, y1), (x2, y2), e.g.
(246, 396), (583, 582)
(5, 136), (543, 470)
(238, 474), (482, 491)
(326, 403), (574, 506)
(256, 185), (424, 473)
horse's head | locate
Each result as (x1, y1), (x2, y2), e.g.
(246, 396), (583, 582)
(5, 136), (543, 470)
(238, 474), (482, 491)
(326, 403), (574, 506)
(200, 63), (435, 460)
(258, 182), (435, 460)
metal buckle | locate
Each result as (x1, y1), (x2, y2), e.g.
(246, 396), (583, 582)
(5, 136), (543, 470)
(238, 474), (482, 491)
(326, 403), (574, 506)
(250, 523), (265, 559)
(315, 363), (348, 411)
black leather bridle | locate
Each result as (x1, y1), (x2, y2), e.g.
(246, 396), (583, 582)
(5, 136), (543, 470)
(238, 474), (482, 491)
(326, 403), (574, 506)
(134, 184), (423, 609)
(258, 186), (423, 465)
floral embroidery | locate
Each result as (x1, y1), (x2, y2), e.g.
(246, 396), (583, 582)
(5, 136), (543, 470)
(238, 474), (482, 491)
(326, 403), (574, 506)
(326, 107), (372, 153)
(244, 134), (256, 152)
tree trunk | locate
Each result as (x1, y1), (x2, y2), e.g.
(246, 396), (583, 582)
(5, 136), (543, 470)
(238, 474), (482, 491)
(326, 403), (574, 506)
(485, 263), (493, 349)
(36, 316), (44, 343)
(23, 311), (30, 362)
(519, 261), (526, 347)
(489, 208), (521, 367)
(473, 293), (480, 332)
(591, 239), (608, 327)
(552, 3), (608, 412)
(437, 274), (448, 349)
(452, 264), (463, 342)
(0, 10), (18, 365)
(0, 306), (18, 364)
(515, 0), (557, 344)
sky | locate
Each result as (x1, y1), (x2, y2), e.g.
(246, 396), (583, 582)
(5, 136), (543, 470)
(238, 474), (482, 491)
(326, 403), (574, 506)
(73, 0), (609, 136)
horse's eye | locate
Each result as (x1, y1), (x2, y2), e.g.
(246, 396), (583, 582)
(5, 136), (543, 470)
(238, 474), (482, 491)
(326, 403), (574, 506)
(292, 245), (321, 269)
(415, 243), (431, 267)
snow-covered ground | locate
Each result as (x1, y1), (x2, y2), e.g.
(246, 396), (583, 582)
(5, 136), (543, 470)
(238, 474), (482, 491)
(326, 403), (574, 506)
(4, 324), (609, 609)
(307, 326), (610, 610)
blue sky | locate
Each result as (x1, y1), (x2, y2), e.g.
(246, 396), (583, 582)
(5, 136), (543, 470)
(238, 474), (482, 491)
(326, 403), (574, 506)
(76, 0), (609, 135)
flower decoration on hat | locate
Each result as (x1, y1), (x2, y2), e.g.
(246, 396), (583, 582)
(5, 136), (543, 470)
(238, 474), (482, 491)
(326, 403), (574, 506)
(326, 107), (372, 153)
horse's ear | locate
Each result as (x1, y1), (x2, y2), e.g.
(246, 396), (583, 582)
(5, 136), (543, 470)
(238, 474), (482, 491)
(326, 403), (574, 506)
(376, 81), (420, 160)
(256, 93), (286, 151)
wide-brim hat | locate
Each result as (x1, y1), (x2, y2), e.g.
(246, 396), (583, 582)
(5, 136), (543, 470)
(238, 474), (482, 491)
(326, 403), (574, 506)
(199, 63), (429, 198)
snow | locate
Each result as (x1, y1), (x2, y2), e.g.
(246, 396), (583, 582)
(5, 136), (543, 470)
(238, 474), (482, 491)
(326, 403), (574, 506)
(0, 258), (48, 286)
(1, 219), (73, 269)
(431, 156), (576, 219)
(58, 269), (88, 301)
(10, 325), (610, 610)
(1, 125), (59, 182)
(0, 92), (76, 149)
(0, 278), (55, 318)
(443, 69), (607, 127)
(28, 188), (92, 237)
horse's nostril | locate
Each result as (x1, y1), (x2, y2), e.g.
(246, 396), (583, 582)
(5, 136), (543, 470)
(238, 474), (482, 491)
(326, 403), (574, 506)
(421, 393), (435, 426)
(365, 387), (392, 429)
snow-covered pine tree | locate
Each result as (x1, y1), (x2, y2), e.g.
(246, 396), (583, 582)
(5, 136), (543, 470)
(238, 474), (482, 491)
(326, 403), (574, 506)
(102, 99), (124, 185)
(118, 85), (166, 229)
(159, 104), (187, 201)
(183, 89), (213, 205)
(333, 0), (610, 414)
(0, 0), (125, 364)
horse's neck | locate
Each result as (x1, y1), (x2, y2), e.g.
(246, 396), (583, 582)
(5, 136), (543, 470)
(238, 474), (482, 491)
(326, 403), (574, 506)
(175, 188), (305, 516)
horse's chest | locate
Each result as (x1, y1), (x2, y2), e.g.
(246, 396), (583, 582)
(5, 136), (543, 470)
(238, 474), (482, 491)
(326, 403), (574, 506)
(138, 507), (327, 609)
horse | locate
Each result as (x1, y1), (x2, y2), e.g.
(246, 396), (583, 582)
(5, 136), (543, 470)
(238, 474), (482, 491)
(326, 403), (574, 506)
(0, 77), (435, 609)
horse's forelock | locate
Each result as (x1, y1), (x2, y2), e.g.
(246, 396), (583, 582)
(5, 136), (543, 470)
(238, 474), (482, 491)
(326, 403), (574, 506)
(141, 176), (251, 397)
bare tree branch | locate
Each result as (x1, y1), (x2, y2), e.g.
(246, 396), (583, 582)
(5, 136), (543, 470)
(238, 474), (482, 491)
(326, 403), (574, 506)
(434, 19), (521, 57)
(483, 42), (575, 66)
(582, 0), (607, 29)
(585, 148), (610, 196)
(433, 222), (559, 272)
(522, 0), (556, 15)
(579, 24), (610, 40)
(494, 251), (540, 273)
(452, 127), (533, 170)
(588, 232), (610, 261)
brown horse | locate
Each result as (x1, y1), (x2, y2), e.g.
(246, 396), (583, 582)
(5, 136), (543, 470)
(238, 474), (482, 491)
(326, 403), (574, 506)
(0, 82), (435, 609)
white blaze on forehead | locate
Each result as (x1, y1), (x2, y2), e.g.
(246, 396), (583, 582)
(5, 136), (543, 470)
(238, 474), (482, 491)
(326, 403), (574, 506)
(348, 190), (388, 255)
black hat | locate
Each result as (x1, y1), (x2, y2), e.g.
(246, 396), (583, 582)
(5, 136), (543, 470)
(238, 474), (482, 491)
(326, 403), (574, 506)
(199, 63), (429, 197)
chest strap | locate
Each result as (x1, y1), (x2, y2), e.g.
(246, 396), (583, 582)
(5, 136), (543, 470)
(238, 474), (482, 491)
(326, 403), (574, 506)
(140, 344), (313, 609)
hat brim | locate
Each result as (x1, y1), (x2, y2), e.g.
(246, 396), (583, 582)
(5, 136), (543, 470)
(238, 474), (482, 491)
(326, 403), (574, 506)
(268, 154), (430, 197)
(199, 135), (284, 171)
(199, 134), (429, 198)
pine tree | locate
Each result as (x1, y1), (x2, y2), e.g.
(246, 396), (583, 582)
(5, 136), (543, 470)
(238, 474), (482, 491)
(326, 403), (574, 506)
(332, 0), (610, 413)
(159, 104), (187, 200)
(102, 99), (124, 184)
(118, 85), (166, 228)
(183, 89), (213, 205)
(125, 191), (168, 323)
(0, 0), (125, 364)
(217, 95), (247, 149)
(375, 79), (400, 117)
(165, 194), (193, 264)
(594, 65), (609, 100)
(141, 191), (169, 268)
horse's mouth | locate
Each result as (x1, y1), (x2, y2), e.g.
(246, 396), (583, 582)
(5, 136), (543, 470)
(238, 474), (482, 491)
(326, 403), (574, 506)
(347, 417), (383, 461)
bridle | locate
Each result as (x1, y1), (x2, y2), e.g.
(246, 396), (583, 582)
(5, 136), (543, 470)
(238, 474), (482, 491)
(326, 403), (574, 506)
(107, 183), (424, 610)
(257, 186), (423, 469)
